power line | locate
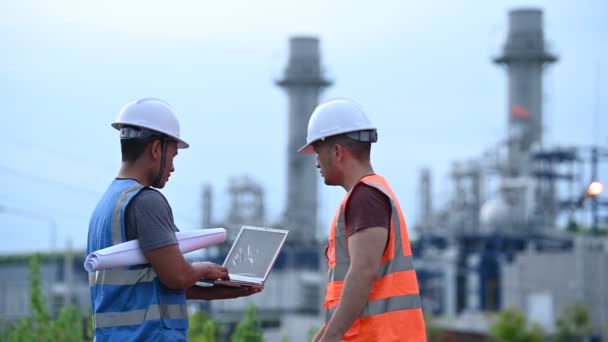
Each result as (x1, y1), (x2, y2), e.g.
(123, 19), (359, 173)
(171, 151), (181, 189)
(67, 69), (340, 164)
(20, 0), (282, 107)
(0, 192), (92, 222)
(0, 163), (101, 198)
(0, 165), (200, 225)
(0, 133), (201, 195)
(0, 204), (58, 251)
(0, 133), (116, 173)
(0, 133), (204, 225)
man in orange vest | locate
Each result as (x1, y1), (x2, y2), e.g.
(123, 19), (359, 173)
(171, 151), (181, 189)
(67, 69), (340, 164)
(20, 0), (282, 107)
(298, 98), (426, 341)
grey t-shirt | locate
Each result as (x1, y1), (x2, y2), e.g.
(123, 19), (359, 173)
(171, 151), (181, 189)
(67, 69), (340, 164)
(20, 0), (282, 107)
(124, 187), (179, 252)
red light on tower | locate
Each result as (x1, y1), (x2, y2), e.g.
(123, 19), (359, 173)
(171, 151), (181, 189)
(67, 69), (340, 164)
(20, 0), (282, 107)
(511, 105), (532, 120)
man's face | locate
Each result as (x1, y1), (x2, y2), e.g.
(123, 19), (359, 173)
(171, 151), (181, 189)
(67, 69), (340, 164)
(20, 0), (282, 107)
(154, 140), (178, 189)
(313, 141), (339, 186)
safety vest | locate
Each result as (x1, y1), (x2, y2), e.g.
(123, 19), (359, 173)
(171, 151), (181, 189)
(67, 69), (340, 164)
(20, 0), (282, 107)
(87, 179), (188, 341)
(324, 175), (426, 341)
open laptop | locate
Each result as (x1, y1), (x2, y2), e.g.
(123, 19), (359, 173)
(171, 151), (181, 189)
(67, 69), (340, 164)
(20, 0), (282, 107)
(196, 225), (289, 288)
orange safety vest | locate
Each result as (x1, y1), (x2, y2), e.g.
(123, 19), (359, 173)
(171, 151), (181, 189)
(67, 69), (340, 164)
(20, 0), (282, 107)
(324, 175), (426, 341)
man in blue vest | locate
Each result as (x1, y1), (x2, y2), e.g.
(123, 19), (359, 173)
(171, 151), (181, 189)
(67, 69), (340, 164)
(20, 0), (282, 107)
(87, 97), (260, 341)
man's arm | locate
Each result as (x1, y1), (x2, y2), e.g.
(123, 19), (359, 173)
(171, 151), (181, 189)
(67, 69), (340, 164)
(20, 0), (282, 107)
(144, 245), (228, 289)
(321, 226), (388, 340)
(128, 189), (229, 290)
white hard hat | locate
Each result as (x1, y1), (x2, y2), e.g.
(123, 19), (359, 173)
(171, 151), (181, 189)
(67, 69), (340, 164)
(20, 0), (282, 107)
(298, 98), (377, 154)
(111, 97), (189, 149)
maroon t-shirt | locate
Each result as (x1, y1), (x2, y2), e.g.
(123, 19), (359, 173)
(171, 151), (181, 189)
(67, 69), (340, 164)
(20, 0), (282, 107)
(344, 183), (392, 237)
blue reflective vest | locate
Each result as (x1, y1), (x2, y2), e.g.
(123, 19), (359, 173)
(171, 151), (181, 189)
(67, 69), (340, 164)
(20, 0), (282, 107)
(87, 179), (188, 341)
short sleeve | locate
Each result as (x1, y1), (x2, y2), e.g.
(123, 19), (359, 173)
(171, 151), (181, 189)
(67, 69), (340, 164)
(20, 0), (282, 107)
(344, 183), (391, 237)
(124, 188), (178, 252)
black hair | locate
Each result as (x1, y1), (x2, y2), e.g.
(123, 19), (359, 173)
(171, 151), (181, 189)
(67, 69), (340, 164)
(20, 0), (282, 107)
(120, 133), (164, 162)
(324, 134), (371, 161)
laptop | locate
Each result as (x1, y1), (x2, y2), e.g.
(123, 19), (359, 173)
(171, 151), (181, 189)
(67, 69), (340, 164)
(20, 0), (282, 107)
(196, 225), (289, 288)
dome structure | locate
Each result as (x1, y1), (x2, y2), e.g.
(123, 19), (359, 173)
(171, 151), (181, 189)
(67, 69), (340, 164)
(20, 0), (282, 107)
(479, 196), (511, 233)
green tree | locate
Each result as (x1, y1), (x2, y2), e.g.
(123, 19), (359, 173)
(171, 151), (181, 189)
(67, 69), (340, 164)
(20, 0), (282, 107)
(306, 325), (319, 342)
(553, 302), (592, 342)
(489, 307), (544, 342)
(52, 305), (84, 341)
(565, 219), (581, 233)
(424, 313), (445, 342)
(231, 304), (263, 342)
(189, 310), (220, 342)
(0, 253), (83, 341)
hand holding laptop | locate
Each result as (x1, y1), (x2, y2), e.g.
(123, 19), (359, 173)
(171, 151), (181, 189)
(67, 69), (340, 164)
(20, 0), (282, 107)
(207, 284), (263, 299)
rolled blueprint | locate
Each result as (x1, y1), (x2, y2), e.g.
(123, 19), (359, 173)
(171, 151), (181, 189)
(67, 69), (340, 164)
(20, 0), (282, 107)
(84, 228), (226, 272)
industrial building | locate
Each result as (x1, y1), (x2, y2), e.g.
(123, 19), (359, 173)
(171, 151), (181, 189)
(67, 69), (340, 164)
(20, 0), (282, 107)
(413, 8), (608, 340)
(0, 247), (91, 327)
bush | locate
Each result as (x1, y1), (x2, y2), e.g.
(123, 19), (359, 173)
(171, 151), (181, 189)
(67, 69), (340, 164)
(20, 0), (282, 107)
(189, 310), (221, 342)
(553, 302), (592, 342)
(489, 307), (544, 342)
(231, 304), (263, 342)
(0, 254), (83, 341)
(306, 325), (320, 342)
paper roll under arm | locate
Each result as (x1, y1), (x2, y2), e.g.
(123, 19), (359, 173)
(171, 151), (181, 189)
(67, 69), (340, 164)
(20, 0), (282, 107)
(84, 228), (226, 272)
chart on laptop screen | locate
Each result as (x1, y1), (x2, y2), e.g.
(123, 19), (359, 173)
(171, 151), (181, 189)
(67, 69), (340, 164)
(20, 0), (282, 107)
(225, 228), (286, 278)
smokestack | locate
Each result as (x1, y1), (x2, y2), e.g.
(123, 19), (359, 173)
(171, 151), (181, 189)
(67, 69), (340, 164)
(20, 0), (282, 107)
(494, 8), (557, 176)
(202, 184), (212, 228)
(418, 168), (433, 233)
(276, 37), (332, 243)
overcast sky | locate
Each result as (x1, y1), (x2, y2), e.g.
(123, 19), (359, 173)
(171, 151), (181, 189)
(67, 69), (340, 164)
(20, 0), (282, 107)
(1, 0), (606, 253)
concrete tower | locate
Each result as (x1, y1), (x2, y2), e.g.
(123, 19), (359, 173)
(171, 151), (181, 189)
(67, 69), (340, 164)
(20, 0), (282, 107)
(494, 9), (557, 177)
(417, 168), (433, 234)
(277, 37), (332, 243)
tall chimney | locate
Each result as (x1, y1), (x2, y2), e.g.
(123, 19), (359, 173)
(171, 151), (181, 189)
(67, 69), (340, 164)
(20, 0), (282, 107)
(494, 9), (557, 176)
(276, 37), (332, 243)
(418, 168), (433, 233)
(202, 184), (212, 228)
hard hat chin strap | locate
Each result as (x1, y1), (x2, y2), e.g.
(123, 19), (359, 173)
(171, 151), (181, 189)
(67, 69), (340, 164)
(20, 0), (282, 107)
(151, 138), (168, 188)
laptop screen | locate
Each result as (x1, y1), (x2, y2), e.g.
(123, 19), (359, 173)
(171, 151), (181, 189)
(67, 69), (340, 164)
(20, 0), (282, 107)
(224, 227), (287, 279)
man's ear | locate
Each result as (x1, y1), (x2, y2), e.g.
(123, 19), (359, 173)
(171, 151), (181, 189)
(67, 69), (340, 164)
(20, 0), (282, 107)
(334, 143), (345, 160)
(150, 140), (162, 160)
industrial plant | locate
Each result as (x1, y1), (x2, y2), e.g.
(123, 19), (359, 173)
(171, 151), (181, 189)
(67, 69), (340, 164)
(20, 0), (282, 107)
(0, 7), (606, 342)
(411, 9), (608, 340)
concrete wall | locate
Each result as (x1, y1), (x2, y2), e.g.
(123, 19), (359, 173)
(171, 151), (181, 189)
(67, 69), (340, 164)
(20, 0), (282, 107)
(501, 237), (608, 339)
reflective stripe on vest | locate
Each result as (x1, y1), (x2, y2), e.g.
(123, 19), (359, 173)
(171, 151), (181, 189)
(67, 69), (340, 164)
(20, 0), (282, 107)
(328, 254), (414, 282)
(327, 293), (421, 319)
(324, 175), (424, 336)
(111, 183), (142, 245)
(93, 304), (188, 329)
(89, 267), (157, 286)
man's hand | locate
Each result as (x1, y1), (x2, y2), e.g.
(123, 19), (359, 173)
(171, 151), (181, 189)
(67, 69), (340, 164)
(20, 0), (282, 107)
(211, 285), (262, 299)
(186, 284), (263, 300)
(193, 262), (229, 281)
(145, 245), (228, 289)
